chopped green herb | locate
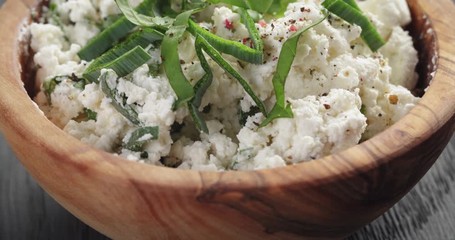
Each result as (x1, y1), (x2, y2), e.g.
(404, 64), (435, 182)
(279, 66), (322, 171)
(48, 2), (57, 12)
(124, 126), (159, 151)
(43, 76), (64, 101)
(161, 10), (198, 108)
(360, 104), (367, 115)
(261, 13), (328, 127)
(73, 78), (90, 91)
(83, 28), (162, 82)
(72, 108), (98, 122)
(78, 0), (156, 61)
(43, 75), (86, 101)
(84, 46), (152, 83)
(195, 35), (267, 116)
(187, 8), (263, 64)
(84, 108), (98, 121)
(322, 0), (385, 52)
(115, 0), (175, 29)
(99, 70), (141, 125)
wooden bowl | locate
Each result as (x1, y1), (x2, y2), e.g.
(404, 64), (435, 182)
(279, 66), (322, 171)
(0, 0), (454, 239)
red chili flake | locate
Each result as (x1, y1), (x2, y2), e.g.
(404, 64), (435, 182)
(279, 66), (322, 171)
(224, 19), (234, 30)
(258, 19), (267, 28)
(289, 24), (297, 32)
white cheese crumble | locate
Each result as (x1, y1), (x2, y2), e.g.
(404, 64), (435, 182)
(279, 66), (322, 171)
(31, 0), (420, 171)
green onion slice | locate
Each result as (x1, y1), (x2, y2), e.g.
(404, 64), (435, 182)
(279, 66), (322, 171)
(78, 0), (156, 61)
(322, 0), (385, 52)
(161, 10), (198, 108)
(261, 14), (327, 127)
(83, 28), (162, 82)
(187, 8), (263, 64)
(115, 0), (174, 28)
(124, 126), (159, 152)
(99, 70), (141, 125)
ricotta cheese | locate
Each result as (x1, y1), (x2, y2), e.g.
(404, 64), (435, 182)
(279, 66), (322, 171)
(31, 0), (420, 171)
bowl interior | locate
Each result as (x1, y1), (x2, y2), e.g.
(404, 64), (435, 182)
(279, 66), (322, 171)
(20, 0), (438, 103)
(3, 0), (452, 239)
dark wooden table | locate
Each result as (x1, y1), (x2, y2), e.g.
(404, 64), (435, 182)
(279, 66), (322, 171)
(1, 1), (455, 239)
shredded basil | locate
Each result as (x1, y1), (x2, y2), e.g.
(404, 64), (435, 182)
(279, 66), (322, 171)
(124, 126), (159, 151)
(261, 13), (328, 127)
(84, 108), (98, 121)
(195, 35), (267, 116)
(76, 0), (387, 134)
(322, 0), (385, 52)
(83, 28), (162, 82)
(78, 0), (156, 61)
(99, 70), (141, 125)
(84, 46), (152, 83)
(115, 0), (175, 29)
(44, 74), (86, 102)
(161, 10), (198, 108)
(187, 8), (263, 64)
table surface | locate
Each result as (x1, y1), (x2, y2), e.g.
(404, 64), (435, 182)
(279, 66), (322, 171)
(1, 0), (455, 239)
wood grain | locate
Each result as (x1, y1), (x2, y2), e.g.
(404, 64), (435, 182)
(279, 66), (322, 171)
(2, 136), (454, 239)
(0, 0), (454, 239)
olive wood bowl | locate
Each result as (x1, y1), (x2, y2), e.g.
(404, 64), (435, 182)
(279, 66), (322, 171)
(0, 0), (454, 239)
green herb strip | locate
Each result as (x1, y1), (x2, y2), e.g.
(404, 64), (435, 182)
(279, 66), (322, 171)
(115, 0), (174, 28)
(322, 0), (385, 52)
(83, 28), (162, 82)
(187, 8), (263, 64)
(85, 46), (151, 83)
(84, 108), (98, 121)
(43, 76), (64, 100)
(206, 0), (274, 14)
(342, 0), (361, 10)
(186, 35), (215, 134)
(124, 126), (159, 152)
(44, 75), (87, 102)
(195, 36), (267, 116)
(261, 14), (327, 127)
(78, 0), (156, 61)
(99, 70), (140, 125)
(266, 0), (298, 17)
(161, 10), (198, 108)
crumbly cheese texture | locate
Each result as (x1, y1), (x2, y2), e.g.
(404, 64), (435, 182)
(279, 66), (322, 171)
(32, 0), (419, 171)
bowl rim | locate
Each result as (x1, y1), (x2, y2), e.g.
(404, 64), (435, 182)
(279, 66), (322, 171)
(0, 0), (454, 192)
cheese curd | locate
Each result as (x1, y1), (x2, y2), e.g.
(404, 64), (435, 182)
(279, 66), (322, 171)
(32, 0), (420, 171)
